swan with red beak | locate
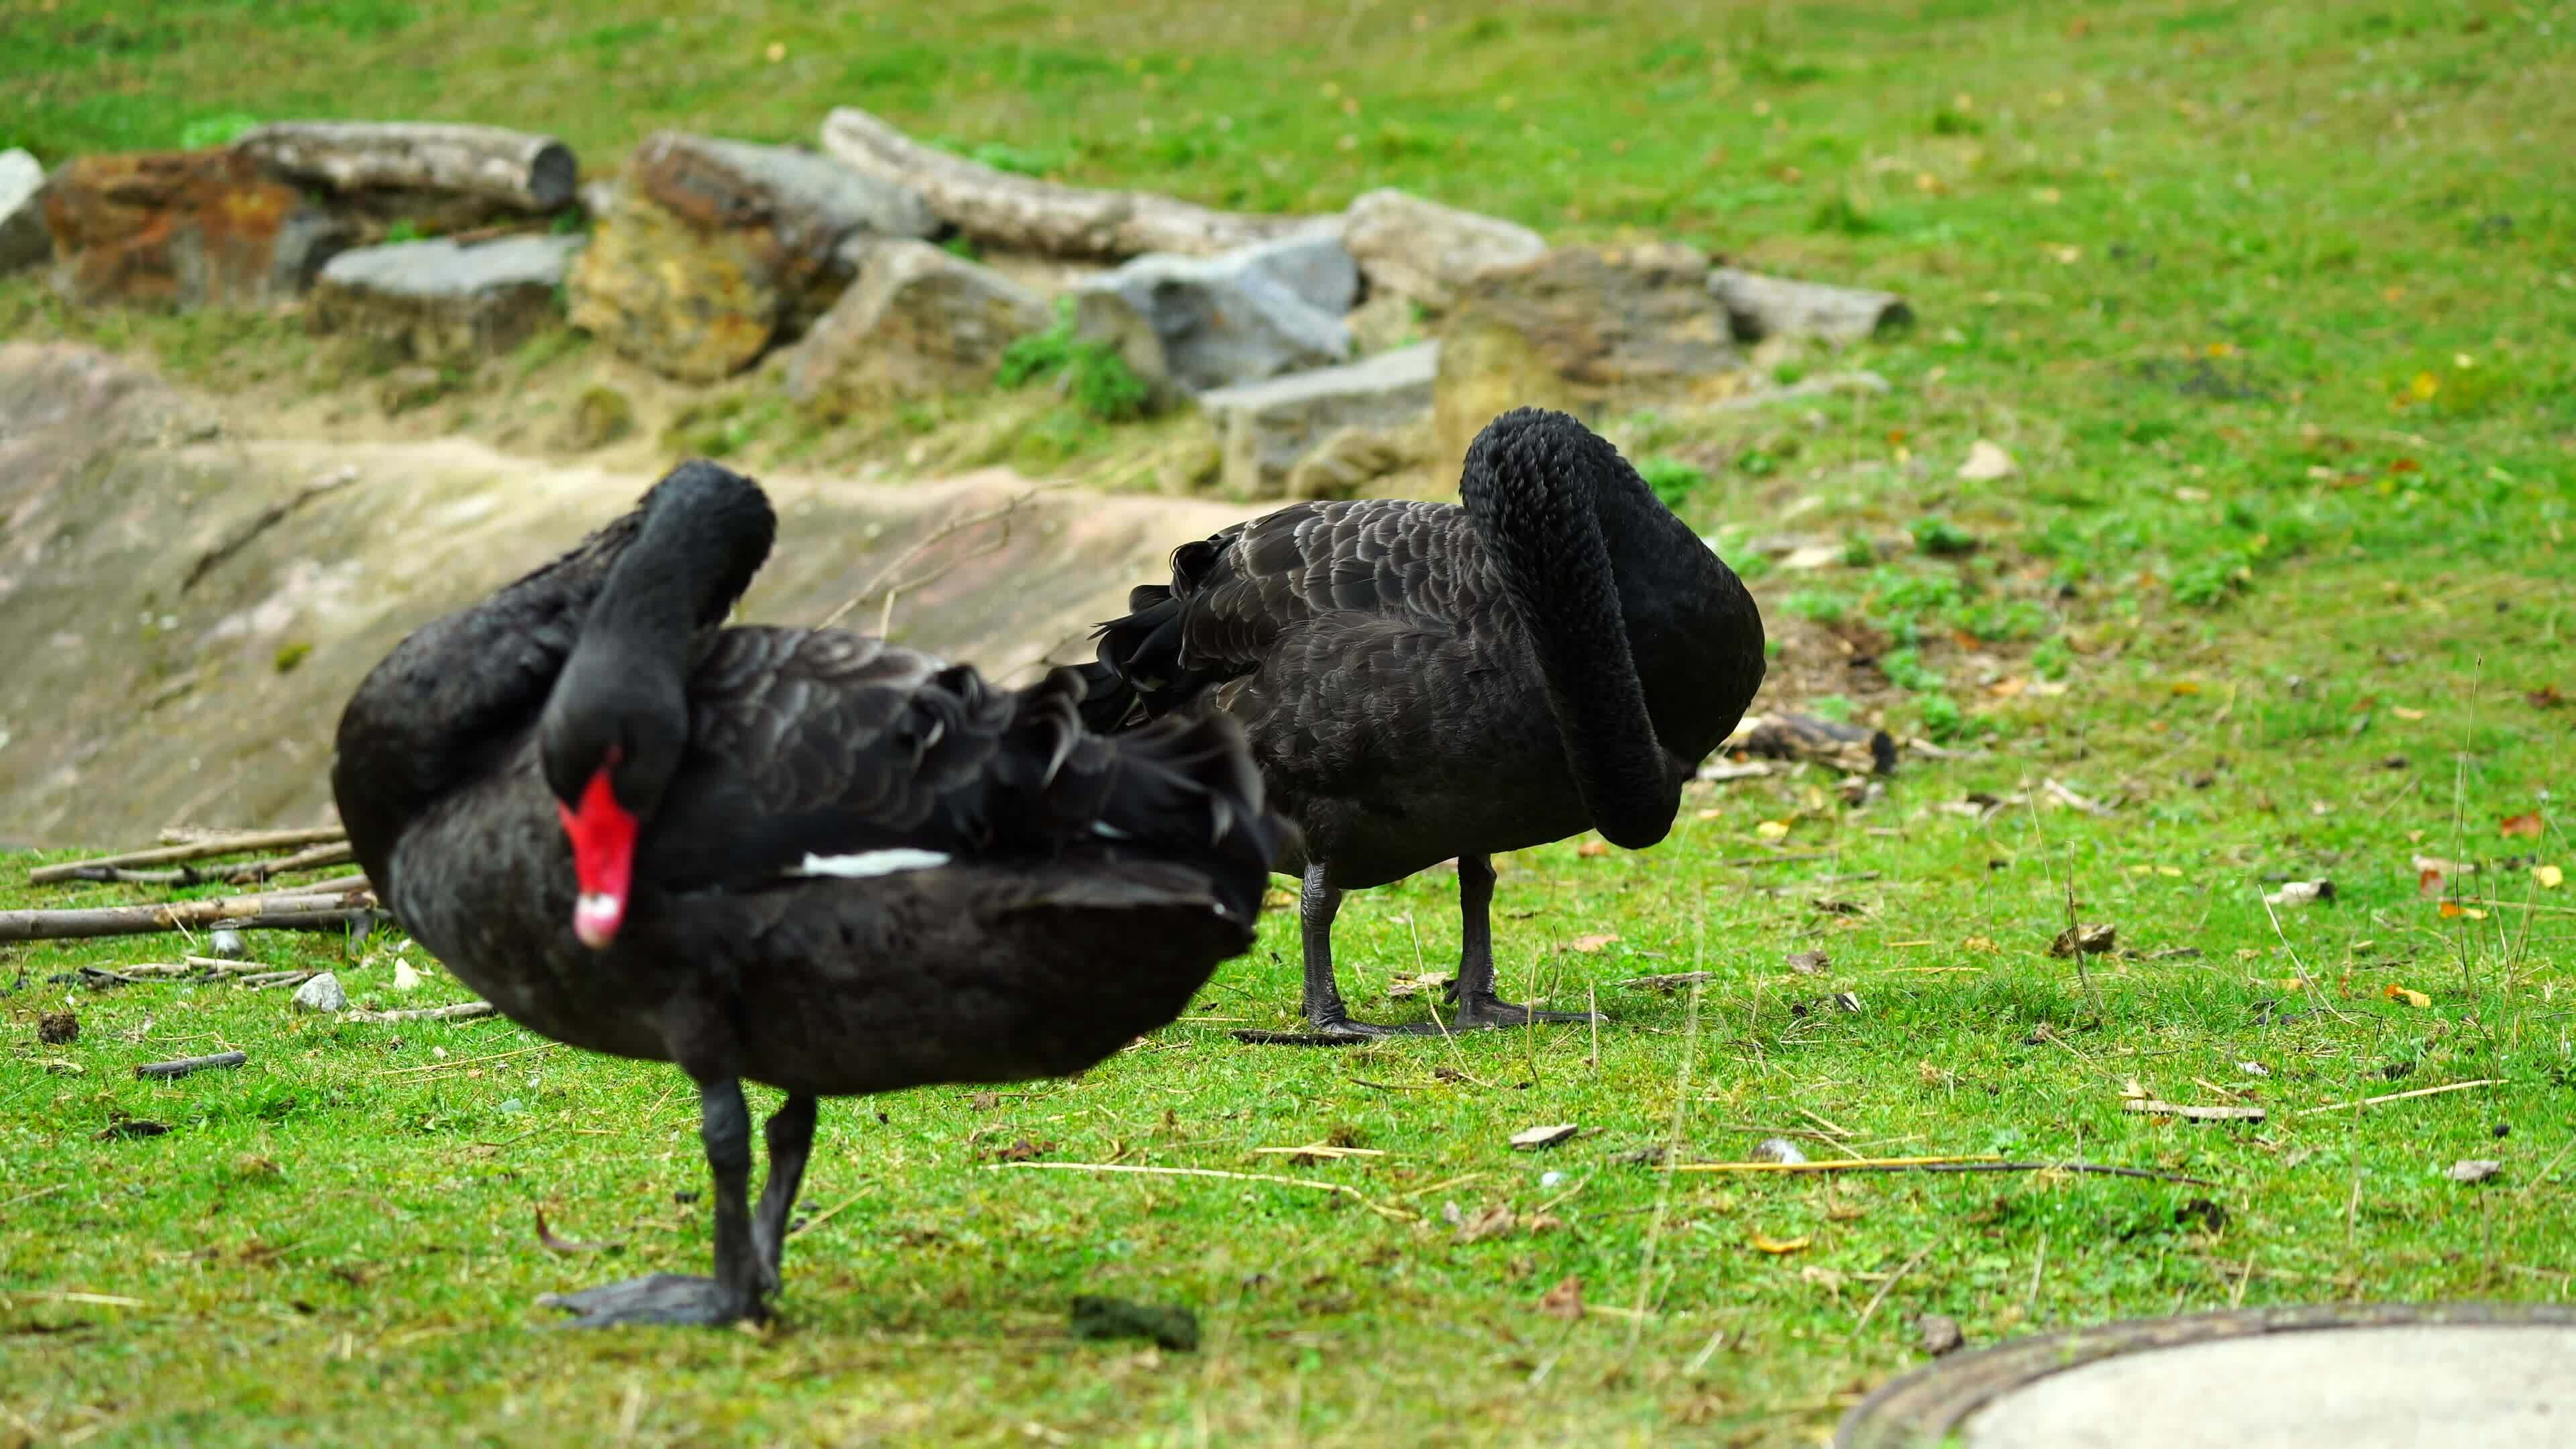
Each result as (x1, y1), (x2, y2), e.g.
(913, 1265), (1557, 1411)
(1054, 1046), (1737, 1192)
(556, 747), (638, 948)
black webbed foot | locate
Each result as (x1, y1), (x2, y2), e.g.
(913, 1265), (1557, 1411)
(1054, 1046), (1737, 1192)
(541, 1273), (759, 1328)
(1234, 1012), (1450, 1046)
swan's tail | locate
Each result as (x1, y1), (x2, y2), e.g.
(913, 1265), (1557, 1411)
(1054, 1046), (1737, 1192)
(1006, 668), (1289, 920)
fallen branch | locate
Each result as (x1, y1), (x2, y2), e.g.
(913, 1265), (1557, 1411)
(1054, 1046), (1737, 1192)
(987, 1160), (1415, 1222)
(1661, 1154), (2211, 1185)
(820, 105), (1325, 261)
(235, 121), (576, 212)
(133, 1051), (248, 1079)
(224, 842), (356, 885)
(2123, 1099), (2266, 1123)
(345, 1002), (495, 1024)
(1709, 268), (1913, 345)
(30, 828), (346, 884)
(0, 890), (372, 943)
(2293, 1078), (2504, 1118)
(207, 908), (391, 936)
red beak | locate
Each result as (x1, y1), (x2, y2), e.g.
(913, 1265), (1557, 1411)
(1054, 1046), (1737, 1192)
(556, 765), (637, 949)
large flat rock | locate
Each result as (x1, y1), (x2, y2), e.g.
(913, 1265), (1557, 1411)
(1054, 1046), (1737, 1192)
(0, 341), (1258, 847)
(1072, 231), (1356, 396)
(308, 234), (584, 363)
(1197, 341), (1436, 497)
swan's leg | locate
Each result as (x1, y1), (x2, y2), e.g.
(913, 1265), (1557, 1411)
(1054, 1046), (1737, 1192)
(1281, 863), (1412, 1038)
(749, 1093), (820, 1294)
(1448, 855), (1603, 1029)
(544, 1076), (768, 1327)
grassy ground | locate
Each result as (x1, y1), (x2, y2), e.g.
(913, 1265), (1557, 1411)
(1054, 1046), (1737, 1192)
(5, 0), (2575, 1444)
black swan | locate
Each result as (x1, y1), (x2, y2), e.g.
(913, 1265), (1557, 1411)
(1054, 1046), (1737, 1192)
(331, 461), (1285, 1326)
(1079, 407), (1765, 1040)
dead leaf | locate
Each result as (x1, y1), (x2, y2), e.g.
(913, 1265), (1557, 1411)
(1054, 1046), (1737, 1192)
(1537, 1274), (1585, 1320)
(1811, 899), (1865, 917)
(2262, 880), (2335, 908)
(2392, 706), (2426, 720)
(2436, 901), (2487, 921)
(1785, 950), (1830, 975)
(94, 1118), (169, 1140)
(992, 1136), (1055, 1162)
(2528, 685), (2565, 710)
(2384, 983), (2432, 1008)
(1749, 1232), (1812, 1255)
(1456, 1203), (1518, 1244)
(2502, 812), (2545, 839)
(1387, 971), (1450, 998)
(2536, 865), (2564, 890)
(969, 1091), (1000, 1111)
(1510, 1124), (1579, 1152)
(2447, 1159), (2503, 1185)
(1620, 971), (1716, 991)
(1962, 936), (1998, 953)
(1566, 932), (1620, 954)
(1260, 888), (1296, 910)
(1755, 819), (1792, 841)
(533, 1205), (623, 1254)
(1576, 839), (1609, 858)
(2170, 680), (2202, 696)
(2418, 867), (2447, 899)
(2048, 922), (2116, 957)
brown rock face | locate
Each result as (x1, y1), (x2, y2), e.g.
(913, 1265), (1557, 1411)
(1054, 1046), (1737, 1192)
(568, 132), (936, 382)
(1432, 243), (1745, 467)
(785, 239), (1049, 412)
(43, 150), (352, 309)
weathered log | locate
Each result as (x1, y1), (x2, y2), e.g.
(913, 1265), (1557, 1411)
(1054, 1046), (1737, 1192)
(135, 1051), (248, 1079)
(235, 121), (576, 212)
(818, 106), (1325, 262)
(30, 828), (348, 884)
(347, 1002), (494, 1024)
(0, 890), (373, 943)
(1707, 267), (1913, 345)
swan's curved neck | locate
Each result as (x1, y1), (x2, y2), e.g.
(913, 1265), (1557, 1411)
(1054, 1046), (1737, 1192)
(1460, 410), (1682, 851)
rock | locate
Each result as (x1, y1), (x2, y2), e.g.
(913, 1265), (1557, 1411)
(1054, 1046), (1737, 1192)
(1708, 267), (1913, 345)
(1430, 315), (1582, 469)
(1284, 421), (1432, 500)
(1072, 233), (1355, 396)
(292, 972), (347, 1013)
(377, 364), (448, 416)
(42, 149), (354, 309)
(567, 131), (938, 382)
(1915, 1312), (1966, 1357)
(1197, 340), (1437, 497)
(557, 384), (635, 451)
(785, 239), (1049, 411)
(308, 234), (583, 364)
(1751, 1136), (1809, 1165)
(1341, 188), (1546, 311)
(0, 149), (50, 275)
(207, 928), (248, 960)
(1433, 242), (1743, 466)
(1344, 289), (1425, 355)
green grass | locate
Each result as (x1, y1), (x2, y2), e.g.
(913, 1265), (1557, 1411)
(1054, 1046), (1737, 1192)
(4, 0), (2575, 1442)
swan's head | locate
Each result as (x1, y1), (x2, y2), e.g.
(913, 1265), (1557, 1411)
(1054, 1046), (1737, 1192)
(540, 648), (686, 951)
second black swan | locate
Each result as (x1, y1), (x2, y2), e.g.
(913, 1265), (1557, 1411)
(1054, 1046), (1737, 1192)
(331, 461), (1285, 1325)
(1080, 407), (1766, 1039)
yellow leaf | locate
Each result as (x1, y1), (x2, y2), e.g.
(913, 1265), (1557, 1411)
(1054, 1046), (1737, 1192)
(1750, 1232), (1812, 1255)
(2437, 900), (2487, 921)
(2392, 706), (2426, 720)
(2537, 865), (2565, 890)
(2157, 866), (2183, 877)
(2171, 680), (2202, 696)
(1576, 839), (1610, 858)
(1756, 820), (1792, 841)
(2409, 371), (2440, 401)
(1567, 932), (1620, 954)
(2384, 983), (2432, 1008)
(1962, 936), (1998, 952)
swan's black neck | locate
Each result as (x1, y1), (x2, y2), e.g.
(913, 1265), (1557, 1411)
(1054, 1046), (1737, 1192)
(1460, 408), (1690, 851)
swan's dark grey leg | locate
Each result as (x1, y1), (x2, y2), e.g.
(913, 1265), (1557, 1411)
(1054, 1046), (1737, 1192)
(544, 1077), (768, 1328)
(1283, 862), (1417, 1038)
(749, 1093), (819, 1295)
(1448, 854), (1603, 1030)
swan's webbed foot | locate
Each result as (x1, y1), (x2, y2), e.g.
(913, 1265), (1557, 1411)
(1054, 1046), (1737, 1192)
(1233, 1011), (1452, 1046)
(542, 1273), (757, 1328)
(1448, 993), (1604, 1030)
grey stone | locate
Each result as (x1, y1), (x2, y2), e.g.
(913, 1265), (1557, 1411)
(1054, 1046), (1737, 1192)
(1341, 188), (1545, 311)
(1073, 238), (1355, 396)
(1197, 341), (1436, 496)
(0, 149), (48, 275)
(686, 136), (937, 242)
(309, 235), (582, 364)
(292, 971), (347, 1013)
(785, 239), (1049, 409)
(207, 928), (247, 960)
(1962, 1324), (2576, 1448)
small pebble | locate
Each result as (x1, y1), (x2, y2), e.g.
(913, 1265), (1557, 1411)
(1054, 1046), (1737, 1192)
(208, 929), (248, 960)
(2448, 1159), (2503, 1184)
(1916, 1312), (1966, 1356)
(1752, 1137), (1809, 1166)
(290, 972), (347, 1013)
(1539, 1171), (1566, 1189)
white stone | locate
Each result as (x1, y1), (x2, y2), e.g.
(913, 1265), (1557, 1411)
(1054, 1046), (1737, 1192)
(0, 149), (48, 275)
(292, 972), (347, 1012)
